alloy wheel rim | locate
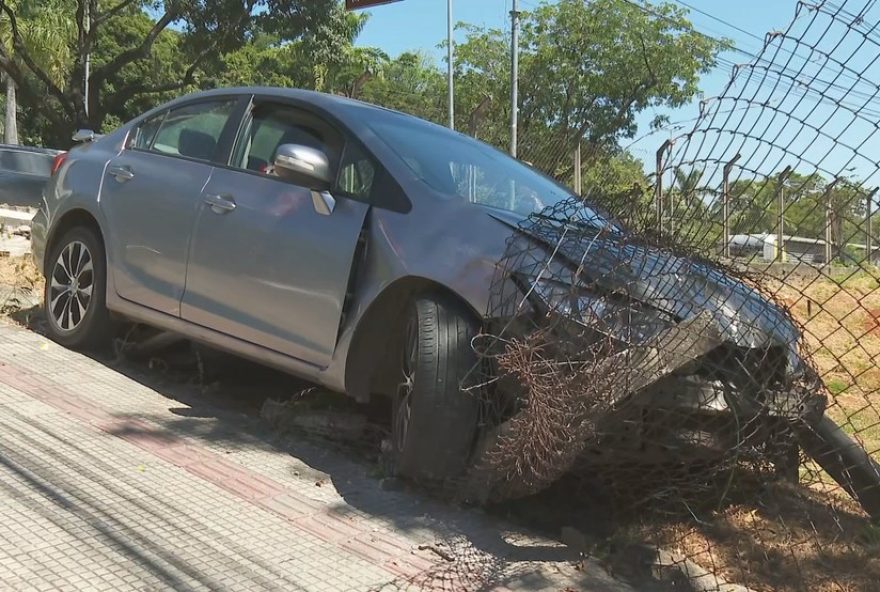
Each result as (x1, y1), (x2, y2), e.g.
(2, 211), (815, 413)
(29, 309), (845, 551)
(48, 240), (94, 332)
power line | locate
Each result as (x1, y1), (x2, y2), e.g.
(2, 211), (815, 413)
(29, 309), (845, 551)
(669, 0), (765, 45)
(620, 0), (880, 111)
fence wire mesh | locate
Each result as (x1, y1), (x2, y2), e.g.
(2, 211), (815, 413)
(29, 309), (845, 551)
(443, 2), (880, 591)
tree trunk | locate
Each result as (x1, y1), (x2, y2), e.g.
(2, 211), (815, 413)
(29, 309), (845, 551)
(3, 73), (19, 145)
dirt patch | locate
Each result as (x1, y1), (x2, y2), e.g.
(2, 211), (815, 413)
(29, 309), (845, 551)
(865, 308), (880, 339)
(769, 272), (880, 458)
(634, 481), (880, 592)
(0, 254), (43, 293)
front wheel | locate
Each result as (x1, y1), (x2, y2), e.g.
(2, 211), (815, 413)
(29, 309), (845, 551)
(44, 226), (113, 349)
(392, 294), (481, 482)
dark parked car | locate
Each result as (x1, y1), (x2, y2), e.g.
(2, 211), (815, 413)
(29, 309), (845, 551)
(31, 88), (872, 510)
(0, 144), (63, 207)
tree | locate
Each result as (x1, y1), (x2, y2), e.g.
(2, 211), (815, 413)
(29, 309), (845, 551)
(359, 52), (447, 123)
(722, 171), (874, 262)
(453, 0), (726, 177)
(0, 0), (73, 144)
(0, 0), (350, 145)
(581, 150), (650, 228)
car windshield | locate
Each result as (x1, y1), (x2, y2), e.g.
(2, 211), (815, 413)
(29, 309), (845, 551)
(368, 113), (613, 224)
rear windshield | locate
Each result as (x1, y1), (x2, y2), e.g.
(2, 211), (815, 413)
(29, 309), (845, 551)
(0, 150), (53, 176)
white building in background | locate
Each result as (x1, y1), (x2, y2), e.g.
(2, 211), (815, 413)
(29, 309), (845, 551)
(728, 233), (879, 265)
(728, 233), (827, 264)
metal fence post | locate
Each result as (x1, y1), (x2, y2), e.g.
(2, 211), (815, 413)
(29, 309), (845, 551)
(822, 178), (839, 265)
(865, 187), (878, 265)
(655, 140), (673, 236)
(574, 142), (582, 195)
(722, 153), (741, 258)
(775, 166), (792, 263)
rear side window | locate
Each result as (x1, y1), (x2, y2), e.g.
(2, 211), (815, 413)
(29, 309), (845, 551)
(130, 112), (165, 150)
(0, 150), (52, 176)
(136, 100), (236, 162)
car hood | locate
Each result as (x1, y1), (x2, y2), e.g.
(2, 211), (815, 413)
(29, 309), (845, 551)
(486, 208), (800, 353)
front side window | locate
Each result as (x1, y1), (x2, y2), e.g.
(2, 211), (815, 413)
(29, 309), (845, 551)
(143, 100), (236, 162)
(233, 103), (342, 175)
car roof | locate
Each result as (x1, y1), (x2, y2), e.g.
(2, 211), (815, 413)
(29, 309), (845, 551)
(0, 143), (62, 156)
(169, 86), (422, 124)
(129, 86), (477, 150)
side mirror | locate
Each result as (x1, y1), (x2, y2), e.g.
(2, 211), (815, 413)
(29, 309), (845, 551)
(273, 144), (333, 191)
(72, 129), (96, 143)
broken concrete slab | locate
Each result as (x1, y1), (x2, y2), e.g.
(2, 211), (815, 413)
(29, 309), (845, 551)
(0, 207), (36, 229)
(0, 234), (32, 257)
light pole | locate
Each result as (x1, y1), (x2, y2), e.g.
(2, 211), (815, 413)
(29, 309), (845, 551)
(510, 0), (520, 157)
(83, 0), (91, 121)
(447, 0), (454, 129)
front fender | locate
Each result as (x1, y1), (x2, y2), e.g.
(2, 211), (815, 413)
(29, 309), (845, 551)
(321, 200), (508, 397)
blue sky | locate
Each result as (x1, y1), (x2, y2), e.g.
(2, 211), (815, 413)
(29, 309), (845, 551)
(354, 0), (797, 148)
(353, 1), (872, 183)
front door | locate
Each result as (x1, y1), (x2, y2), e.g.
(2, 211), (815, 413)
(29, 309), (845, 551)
(101, 98), (238, 315)
(181, 101), (372, 367)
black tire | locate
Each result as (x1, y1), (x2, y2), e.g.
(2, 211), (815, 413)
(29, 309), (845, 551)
(44, 226), (113, 350)
(392, 294), (481, 482)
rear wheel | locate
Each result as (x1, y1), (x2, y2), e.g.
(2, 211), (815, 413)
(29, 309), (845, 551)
(44, 226), (113, 349)
(392, 294), (481, 482)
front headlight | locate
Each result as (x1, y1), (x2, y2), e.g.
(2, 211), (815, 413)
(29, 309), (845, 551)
(529, 277), (673, 346)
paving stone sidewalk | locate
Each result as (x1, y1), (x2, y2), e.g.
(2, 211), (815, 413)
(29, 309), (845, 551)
(0, 323), (637, 592)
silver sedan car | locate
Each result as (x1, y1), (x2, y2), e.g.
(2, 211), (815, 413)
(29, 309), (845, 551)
(32, 87), (810, 485)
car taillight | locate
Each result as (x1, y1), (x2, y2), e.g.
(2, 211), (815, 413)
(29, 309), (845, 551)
(50, 152), (68, 175)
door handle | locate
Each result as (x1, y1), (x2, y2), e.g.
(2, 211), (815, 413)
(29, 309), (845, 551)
(107, 165), (134, 182)
(204, 193), (237, 214)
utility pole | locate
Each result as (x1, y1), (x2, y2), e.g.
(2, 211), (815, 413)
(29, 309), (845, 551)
(510, 0), (520, 157)
(722, 153), (741, 259)
(447, 0), (454, 130)
(776, 166), (792, 263)
(83, 0), (91, 121)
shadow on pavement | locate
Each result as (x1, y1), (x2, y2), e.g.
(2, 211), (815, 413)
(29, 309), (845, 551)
(7, 306), (639, 591)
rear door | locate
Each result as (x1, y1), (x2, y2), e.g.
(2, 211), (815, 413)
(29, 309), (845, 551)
(181, 100), (374, 367)
(101, 98), (241, 315)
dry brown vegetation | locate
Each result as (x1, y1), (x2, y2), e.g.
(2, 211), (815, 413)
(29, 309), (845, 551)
(642, 481), (880, 592)
(767, 270), (880, 458)
(0, 254), (42, 293)
(633, 268), (880, 592)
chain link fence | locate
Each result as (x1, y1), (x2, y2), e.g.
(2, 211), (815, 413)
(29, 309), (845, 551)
(438, 2), (880, 591)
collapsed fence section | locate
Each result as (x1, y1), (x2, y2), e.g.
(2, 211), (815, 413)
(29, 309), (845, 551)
(459, 2), (880, 591)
